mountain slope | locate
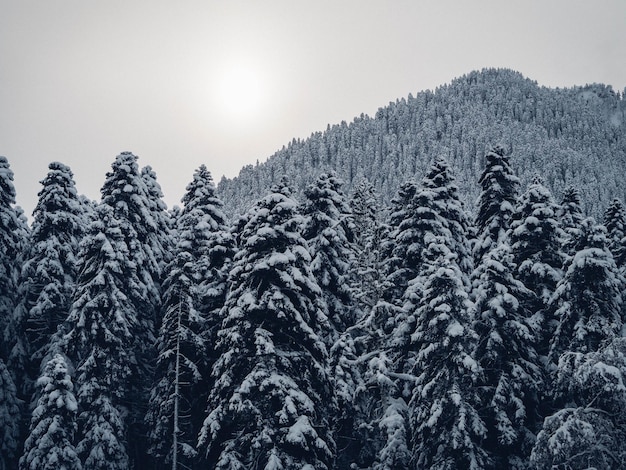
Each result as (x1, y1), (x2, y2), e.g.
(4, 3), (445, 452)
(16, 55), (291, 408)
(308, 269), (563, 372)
(218, 68), (626, 218)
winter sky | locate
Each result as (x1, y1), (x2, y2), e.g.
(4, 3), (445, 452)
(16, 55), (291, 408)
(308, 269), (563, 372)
(1, 0), (625, 217)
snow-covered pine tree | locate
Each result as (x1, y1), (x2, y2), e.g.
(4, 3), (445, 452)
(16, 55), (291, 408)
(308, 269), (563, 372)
(474, 145), (520, 263)
(604, 198), (626, 268)
(146, 166), (234, 469)
(59, 204), (142, 470)
(548, 218), (623, 365)
(11, 162), (84, 399)
(100, 152), (161, 464)
(19, 353), (81, 470)
(409, 241), (489, 470)
(558, 185), (584, 255)
(472, 245), (543, 468)
(421, 156), (474, 280)
(349, 177), (384, 312)
(141, 164), (174, 282)
(379, 179), (421, 304)
(301, 171), (356, 338)
(531, 338), (626, 468)
(198, 180), (336, 470)
(0, 156), (29, 363)
(510, 176), (564, 305)
(0, 358), (21, 470)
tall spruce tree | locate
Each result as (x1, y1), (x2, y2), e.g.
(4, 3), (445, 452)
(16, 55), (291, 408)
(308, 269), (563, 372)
(141, 165), (174, 280)
(0, 358), (21, 470)
(548, 218), (623, 365)
(422, 156), (474, 279)
(408, 242), (488, 470)
(349, 177), (383, 312)
(59, 205), (142, 469)
(19, 353), (81, 470)
(146, 166), (234, 469)
(301, 171), (356, 337)
(510, 177), (564, 307)
(604, 198), (626, 268)
(532, 338), (626, 468)
(0, 156), (29, 363)
(198, 181), (336, 469)
(559, 185), (584, 255)
(474, 145), (519, 262)
(11, 162), (84, 398)
(472, 245), (543, 468)
(100, 152), (161, 464)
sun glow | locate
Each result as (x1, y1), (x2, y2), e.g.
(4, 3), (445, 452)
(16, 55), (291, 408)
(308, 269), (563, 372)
(215, 60), (269, 121)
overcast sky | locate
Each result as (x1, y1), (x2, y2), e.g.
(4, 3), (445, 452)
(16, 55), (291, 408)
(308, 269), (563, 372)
(2, 0), (625, 217)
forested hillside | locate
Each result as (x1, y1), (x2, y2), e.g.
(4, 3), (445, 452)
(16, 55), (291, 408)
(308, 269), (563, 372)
(219, 68), (626, 218)
(2, 69), (626, 470)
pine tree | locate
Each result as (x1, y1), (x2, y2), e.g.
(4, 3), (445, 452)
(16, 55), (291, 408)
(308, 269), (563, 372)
(409, 243), (489, 470)
(59, 205), (141, 469)
(604, 198), (626, 268)
(100, 152), (161, 464)
(0, 358), (21, 470)
(472, 245), (543, 468)
(559, 185), (584, 256)
(422, 156), (474, 279)
(141, 164), (174, 281)
(380, 179), (421, 304)
(531, 338), (626, 468)
(0, 156), (29, 363)
(12, 162), (84, 398)
(349, 177), (383, 312)
(198, 181), (336, 469)
(146, 166), (234, 469)
(474, 145), (520, 262)
(510, 177), (564, 307)
(301, 171), (356, 337)
(548, 218), (623, 365)
(19, 353), (81, 470)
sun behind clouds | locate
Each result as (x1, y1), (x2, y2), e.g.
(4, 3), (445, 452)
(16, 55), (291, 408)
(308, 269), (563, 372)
(215, 59), (270, 121)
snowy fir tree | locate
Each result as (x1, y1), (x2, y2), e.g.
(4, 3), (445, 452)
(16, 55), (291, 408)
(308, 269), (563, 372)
(301, 171), (356, 338)
(19, 353), (81, 470)
(532, 338), (626, 468)
(379, 179), (421, 304)
(198, 181), (336, 469)
(472, 245), (543, 468)
(510, 176), (564, 306)
(141, 164), (174, 277)
(349, 177), (383, 311)
(59, 205), (142, 469)
(474, 145), (520, 262)
(100, 152), (162, 462)
(0, 358), (21, 470)
(559, 185), (584, 254)
(604, 197), (626, 268)
(421, 156), (474, 280)
(146, 165), (234, 469)
(408, 242), (489, 470)
(0, 156), (29, 363)
(548, 218), (623, 365)
(11, 162), (84, 399)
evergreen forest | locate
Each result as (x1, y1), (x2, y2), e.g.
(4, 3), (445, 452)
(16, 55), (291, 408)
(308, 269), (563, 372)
(2, 68), (626, 469)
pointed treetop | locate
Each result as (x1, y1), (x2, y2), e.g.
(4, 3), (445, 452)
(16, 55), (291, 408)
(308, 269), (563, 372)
(0, 156), (17, 206)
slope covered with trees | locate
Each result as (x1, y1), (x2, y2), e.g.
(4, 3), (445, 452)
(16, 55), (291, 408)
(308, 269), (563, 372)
(219, 68), (626, 219)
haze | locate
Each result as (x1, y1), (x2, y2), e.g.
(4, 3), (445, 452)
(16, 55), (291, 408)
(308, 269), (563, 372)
(1, 0), (625, 217)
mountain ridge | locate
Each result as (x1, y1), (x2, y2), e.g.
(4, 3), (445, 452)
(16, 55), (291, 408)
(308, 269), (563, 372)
(217, 68), (626, 218)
